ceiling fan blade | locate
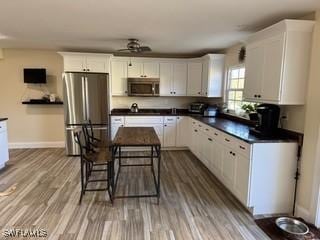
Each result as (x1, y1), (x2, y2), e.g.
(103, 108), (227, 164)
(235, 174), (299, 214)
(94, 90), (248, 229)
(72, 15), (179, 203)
(139, 46), (152, 52)
(117, 48), (130, 52)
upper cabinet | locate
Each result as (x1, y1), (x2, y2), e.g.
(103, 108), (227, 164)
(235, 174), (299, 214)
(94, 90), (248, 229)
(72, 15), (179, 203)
(244, 20), (314, 105)
(110, 54), (225, 97)
(128, 60), (159, 78)
(111, 58), (128, 96)
(59, 52), (112, 73)
(187, 61), (202, 96)
(159, 61), (187, 96)
(201, 54), (225, 97)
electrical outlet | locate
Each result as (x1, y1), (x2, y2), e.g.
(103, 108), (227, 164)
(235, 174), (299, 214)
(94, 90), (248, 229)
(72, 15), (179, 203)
(281, 113), (289, 122)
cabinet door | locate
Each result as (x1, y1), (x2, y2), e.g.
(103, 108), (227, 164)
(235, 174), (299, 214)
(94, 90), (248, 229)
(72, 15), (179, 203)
(187, 62), (202, 96)
(111, 124), (123, 140)
(261, 34), (285, 102)
(143, 62), (160, 78)
(111, 60), (128, 96)
(173, 63), (187, 96)
(0, 130), (9, 169)
(163, 123), (176, 147)
(234, 153), (250, 206)
(210, 138), (223, 180)
(63, 55), (86, 72)
(128, 62), (144, 78)
(244, 44), (264, 101)
(86, 56), (109, 73)
(176, 116), (189, 147)
(160, 63), (173, 96)
(222, 147), (236, 191)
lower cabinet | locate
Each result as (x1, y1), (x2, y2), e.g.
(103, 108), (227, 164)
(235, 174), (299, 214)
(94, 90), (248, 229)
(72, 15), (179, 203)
(176, 116), (189, 147)
(0, 121), (9, 169)
(163, 123), (176, 147)
(221, 146), (236, 192)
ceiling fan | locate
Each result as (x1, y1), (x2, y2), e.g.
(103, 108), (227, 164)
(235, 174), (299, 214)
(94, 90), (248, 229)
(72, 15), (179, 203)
(118, 39), (152, 53)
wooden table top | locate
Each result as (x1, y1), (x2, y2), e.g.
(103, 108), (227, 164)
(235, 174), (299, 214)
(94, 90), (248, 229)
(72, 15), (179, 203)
(112, 127), (161, 146)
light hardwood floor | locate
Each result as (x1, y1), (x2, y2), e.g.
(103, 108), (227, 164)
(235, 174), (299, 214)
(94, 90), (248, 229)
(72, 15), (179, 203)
(0, 149), (269, 240)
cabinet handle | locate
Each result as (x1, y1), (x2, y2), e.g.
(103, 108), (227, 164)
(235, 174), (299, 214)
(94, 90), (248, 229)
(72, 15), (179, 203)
(208, 138), (212, 141)
(87, 69), (90, 71)
(194, 130), (198, 132)
(214, 133), (218, 136)
(83, 69), (86, 71)
(177, 117), (180, 119)
(198, 92), (201, 94)
(164, 124), (167, 127)
(205, 128), (209, 131)
(229, 151), (232, 154)
(125, 91), (128, 93)
(170, 92), (172, 94)
(239, 146), (245, 150)
(254, 94), (257, 98)
(233, 153), (236, 156)
(225, 138), (230, 142)
(140, 75), (144, 77)
(258, 95), (261, 98)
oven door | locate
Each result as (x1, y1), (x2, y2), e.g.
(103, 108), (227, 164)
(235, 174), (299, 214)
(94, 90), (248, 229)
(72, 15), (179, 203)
(128, 78), (160, 96)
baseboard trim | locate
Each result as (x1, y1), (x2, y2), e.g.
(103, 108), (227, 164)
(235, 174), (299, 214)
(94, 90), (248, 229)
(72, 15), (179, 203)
(9, 141), (65, 149)
(295, 204), (312, 223)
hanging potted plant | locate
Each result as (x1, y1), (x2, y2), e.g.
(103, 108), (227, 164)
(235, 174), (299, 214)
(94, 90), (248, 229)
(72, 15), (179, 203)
(241, 103), (259, 121)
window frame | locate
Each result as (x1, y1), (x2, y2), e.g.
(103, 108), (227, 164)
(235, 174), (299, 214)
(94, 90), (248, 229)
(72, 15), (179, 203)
(225, 64), (246, 114)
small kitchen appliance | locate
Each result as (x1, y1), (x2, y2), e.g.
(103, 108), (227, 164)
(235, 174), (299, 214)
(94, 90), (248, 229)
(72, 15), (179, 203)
(130, 103), (139, 113)
(188, 102), (208, 114)
(127, 78), (159, 96)
(203, 106), (218, 117)
(250, 104), (280, 137)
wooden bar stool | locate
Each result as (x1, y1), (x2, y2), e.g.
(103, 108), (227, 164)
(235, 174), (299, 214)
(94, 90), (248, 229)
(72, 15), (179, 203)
(73, 128), (112, 204)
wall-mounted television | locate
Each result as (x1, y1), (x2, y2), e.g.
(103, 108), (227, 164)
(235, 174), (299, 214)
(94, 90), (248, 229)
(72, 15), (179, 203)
(24, 68), (46, 84)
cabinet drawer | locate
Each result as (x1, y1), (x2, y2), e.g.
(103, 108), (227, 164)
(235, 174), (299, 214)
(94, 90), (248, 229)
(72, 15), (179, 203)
(220, 132), (238, 146)
(235, 140), (251, 157)
(164, 116), (177, 124)
(125, 116), (164, 124)
(0, 121), (7, 133)
(111, 116), (124, 124)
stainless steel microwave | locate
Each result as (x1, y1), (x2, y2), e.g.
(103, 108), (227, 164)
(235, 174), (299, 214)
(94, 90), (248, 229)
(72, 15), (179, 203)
(127, 78), (160, 96)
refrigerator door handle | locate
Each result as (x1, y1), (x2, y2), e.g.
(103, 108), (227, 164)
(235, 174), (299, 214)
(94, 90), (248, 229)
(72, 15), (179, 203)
(85, 76), (90, 122)
(81, 76), (87, 121)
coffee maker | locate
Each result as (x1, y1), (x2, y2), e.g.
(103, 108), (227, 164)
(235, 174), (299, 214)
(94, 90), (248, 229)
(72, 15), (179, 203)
(250, 104), (280, 137)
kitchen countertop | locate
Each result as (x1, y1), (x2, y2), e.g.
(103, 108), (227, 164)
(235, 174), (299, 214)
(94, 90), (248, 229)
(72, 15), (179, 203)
(110, 108), (301, 144)
(0, 118), (8, 122)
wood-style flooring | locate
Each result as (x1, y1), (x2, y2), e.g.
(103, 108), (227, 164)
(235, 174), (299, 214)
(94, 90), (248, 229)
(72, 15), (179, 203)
(0, 149), (269, 240)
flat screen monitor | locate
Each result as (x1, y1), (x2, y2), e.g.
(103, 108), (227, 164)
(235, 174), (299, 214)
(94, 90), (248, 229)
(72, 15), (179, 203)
(24, 68), (46, 84)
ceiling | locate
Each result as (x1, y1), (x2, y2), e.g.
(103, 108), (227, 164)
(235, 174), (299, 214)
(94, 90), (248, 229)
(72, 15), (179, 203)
(0, 0), (319, 56)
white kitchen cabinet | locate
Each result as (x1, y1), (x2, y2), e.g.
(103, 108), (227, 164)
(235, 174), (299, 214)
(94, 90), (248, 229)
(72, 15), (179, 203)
(176, 116), (190, 147)
(244, 19), (314, 104)
(128, 61), (159, 78)
(111, 124), (123, 140)
(111, 59), (128, 96)
(173, 63), (187, 95)
(221, 146), (236, 192)
(163, 117), (177, 147)
(187, 61), (202, 96)
(59, 52), (112, 73)
(159, 62), (187, 96)
(234, 153), (250, 206)
(201, 54), (225, 97)
(0, 120), (9, 169)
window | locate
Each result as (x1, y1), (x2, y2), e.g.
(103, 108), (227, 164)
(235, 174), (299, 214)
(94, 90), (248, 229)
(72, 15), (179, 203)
(226, 66), (246, 112)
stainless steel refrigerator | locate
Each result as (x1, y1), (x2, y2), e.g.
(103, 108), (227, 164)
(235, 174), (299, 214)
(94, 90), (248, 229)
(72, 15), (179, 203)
(63, 72), (109, 155)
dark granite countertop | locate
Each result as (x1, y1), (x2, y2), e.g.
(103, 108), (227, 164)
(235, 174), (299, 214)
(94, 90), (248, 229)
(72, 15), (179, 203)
(110, 108), (300, 144)
(110, 108), (196, 116)
(0, 118), (8, 122)
(190, 116), (298, 143)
